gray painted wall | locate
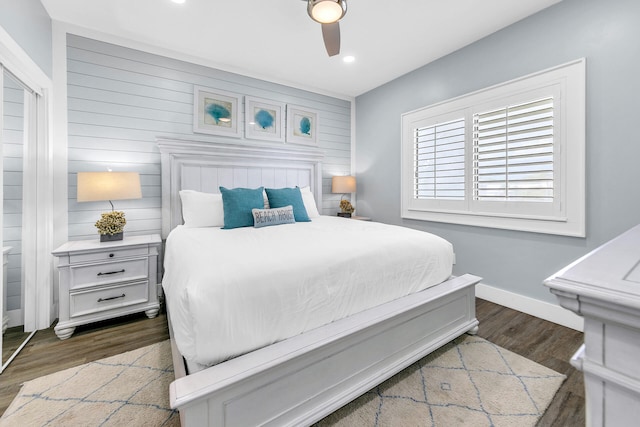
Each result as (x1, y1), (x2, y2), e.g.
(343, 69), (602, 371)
(66, 35), (351, 240)
(0, 0), (52, 77)
(355, 0), (640, 304)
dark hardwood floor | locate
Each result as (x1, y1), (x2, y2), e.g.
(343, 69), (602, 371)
(475, 299), (585, 426)
(0, 300), (584, 425)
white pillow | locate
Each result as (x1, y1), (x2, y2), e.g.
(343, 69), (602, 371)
(179, 190), (224, 227)
(299, 186), (320, 218)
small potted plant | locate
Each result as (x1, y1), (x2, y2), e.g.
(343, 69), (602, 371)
(338, 199), (355, 218)
(95, 210), (127, 241)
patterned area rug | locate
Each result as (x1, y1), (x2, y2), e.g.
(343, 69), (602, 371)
(316, 335), (565, 426)
(1, 336), (564, 426)
(0, 341), (178, 426)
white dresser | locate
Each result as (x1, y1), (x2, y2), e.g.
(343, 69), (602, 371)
(545, 224), (640, 427)
(52, 234), (161, 340)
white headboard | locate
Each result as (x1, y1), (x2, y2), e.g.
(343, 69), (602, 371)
(157, 138), (324, 238)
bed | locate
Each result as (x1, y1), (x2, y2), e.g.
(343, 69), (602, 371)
(158, 138), (480, 426)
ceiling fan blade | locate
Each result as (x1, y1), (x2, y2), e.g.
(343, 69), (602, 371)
(321, 22), (340, 57)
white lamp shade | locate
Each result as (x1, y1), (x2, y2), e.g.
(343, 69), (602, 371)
(77, 172), (142, 202)
(332, 175), (356, 193)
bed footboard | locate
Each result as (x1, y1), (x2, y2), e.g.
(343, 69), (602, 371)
(168, 273), (480, 427)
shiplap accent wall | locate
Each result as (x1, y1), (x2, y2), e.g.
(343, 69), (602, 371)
(66, 35), (352, 240)
(3, 74), (23, 312)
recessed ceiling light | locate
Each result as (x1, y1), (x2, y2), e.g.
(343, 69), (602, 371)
(343, 56), (355, 63)
(171, 0), (186, 4)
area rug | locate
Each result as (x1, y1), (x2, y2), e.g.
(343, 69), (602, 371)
(0, 341), (178, 426)
(315, 335), (565, 426)
(1, 335), (564, 426)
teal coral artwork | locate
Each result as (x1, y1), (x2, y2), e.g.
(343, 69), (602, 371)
(255, 108), (275, 130)
(286, 105), (317, 145)
(298, 116), (311, 135)
(245, 97), (285, 142)
(204, 98), (232, 127)
(193, 86), (241, 138)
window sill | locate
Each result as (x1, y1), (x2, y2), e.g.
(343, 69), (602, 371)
(401, 208), (585, 237)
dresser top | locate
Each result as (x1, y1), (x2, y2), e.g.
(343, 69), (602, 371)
(52, 234), (162, 255)
(545, 224), (640, 304)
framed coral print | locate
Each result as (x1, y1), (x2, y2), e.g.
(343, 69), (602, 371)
(245, 96), (286, 142)
(193, 86), (242, 138)
(286, 105), (318, 145)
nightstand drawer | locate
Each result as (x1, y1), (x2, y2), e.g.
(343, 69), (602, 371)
(70, 246), (149, 264)
(70, 258), (149, 290)
(70, 281), (149, 318)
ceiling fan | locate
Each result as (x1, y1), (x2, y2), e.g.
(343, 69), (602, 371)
(306, 0), (347, 57)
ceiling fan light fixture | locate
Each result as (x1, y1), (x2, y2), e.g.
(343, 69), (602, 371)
(308, 0), (347, 24)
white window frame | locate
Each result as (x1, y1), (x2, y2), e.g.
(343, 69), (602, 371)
(401, 59), (585, 237)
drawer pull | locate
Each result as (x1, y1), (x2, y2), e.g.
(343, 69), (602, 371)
(98, 293), (126, 302)
(97, 269), (125, 276)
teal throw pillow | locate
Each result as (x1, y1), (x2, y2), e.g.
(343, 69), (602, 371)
(219, 186), (265, 229)
(265, 187), (310, 222)
(252, 205), (296, 228)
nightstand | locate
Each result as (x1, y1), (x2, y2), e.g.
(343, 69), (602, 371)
(52, 234), (161, 340)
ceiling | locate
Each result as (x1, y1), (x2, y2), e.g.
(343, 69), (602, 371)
(40, 0), (561, 98)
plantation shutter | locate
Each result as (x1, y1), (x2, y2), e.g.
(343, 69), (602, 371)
(414, 118), (465, 200)
(473, 97), (554, 202)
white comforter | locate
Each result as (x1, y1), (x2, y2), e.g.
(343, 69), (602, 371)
(162, 216), (454, 370)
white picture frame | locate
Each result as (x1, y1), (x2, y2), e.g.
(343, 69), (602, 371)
(286, 104), (318, 145)
(245, 96), (286, 142)
(193, 86), (242, 138)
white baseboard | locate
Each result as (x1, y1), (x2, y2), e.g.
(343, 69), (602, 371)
(476, 282), (584, 332)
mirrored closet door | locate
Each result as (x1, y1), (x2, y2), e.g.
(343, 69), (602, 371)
(1, 66), (35, 373)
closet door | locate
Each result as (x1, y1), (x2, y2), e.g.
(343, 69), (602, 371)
(0, 28), (53, 374)
(1, 67), (32, 372)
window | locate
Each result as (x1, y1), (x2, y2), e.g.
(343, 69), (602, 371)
(414, 117), (465, 200)
(473, 97), (554, 202)
(401, 59), (585, 237)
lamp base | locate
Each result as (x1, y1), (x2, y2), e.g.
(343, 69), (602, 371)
(100, 232), (123, 242)
(337, 212), (352, 218)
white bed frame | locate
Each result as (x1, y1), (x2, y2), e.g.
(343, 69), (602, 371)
(158, 138), (481, 427)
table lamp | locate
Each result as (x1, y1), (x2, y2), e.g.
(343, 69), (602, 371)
(77, 171), (142, 241)
(332, 175), (356, 218)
